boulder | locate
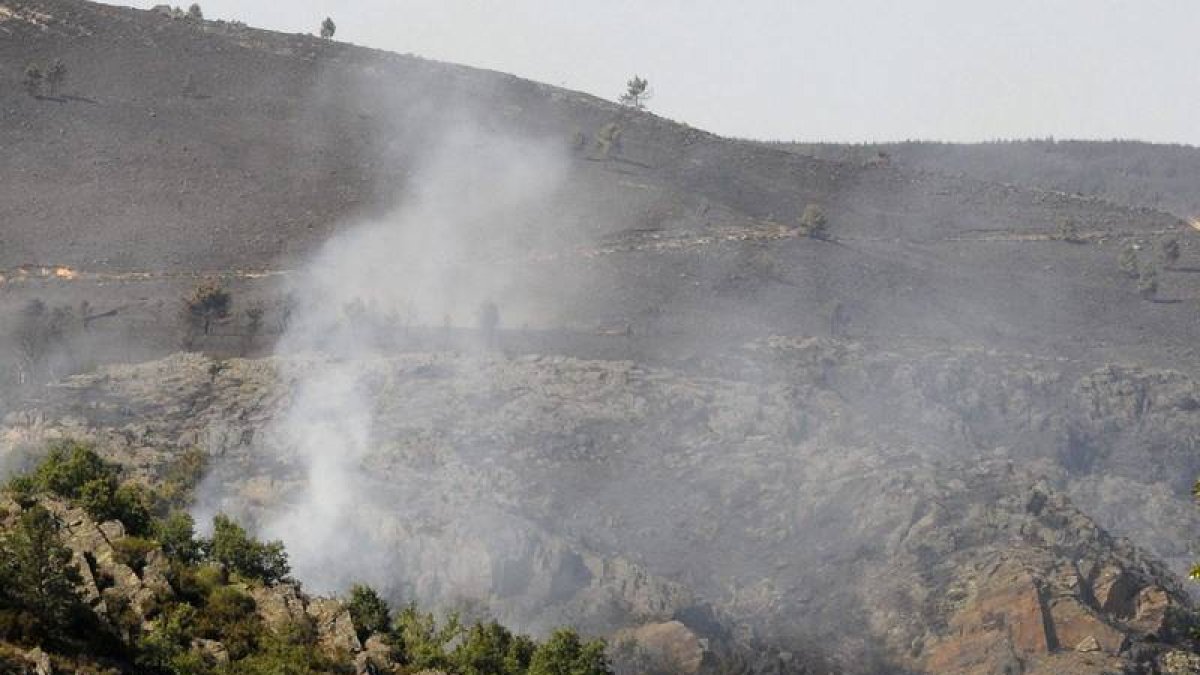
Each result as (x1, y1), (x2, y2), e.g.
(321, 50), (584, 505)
(616, 621), (707, 674)
(306, 597), (362, 654)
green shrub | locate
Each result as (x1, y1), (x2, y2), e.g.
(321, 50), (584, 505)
(0, 505), (87, 648)
(452, 620), (536, 675)
(155, 511), (202, 564)
(194, 586), (262, 660)
(528, 628), (611, 675)
(346, 583), (390, 643)
(112, 536), (157, 574)
(206, 514), (289, 584)
(394, 605), (460, 671)
(1054, 217), (1084, 243)
(798, 204), (829, 240)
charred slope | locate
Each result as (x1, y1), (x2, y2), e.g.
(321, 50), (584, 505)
(1, 0), (1197, 369)
(776, 140), (1200, 220)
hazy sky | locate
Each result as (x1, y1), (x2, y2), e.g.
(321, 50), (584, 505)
(110, 0), (1200, 144)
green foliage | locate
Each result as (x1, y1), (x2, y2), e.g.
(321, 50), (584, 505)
(135, 603), (199, 672)
(156, 511), (202, 564)
(207, 514), (290, 584)
(112, 536), (157, 574)
(14, 441), (152, 535)
(394, 605), (461, 671)
(528, 628), (611, 675)
(346, 583), (390, 643)
(452, 621), (537, 675)
(0, 505), (87, 647)
(156, 448), (209, 511)
(194, 586), (263, 660)
(1118, 243), (1140, 278)
(798, 204), (829, 240)
(320, 17), (336, 39)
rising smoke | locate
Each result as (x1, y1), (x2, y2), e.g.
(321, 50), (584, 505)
(197, 121), (572, 594)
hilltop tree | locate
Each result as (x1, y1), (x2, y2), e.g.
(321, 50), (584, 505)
(619, 75), (650, 110)
(1159, 236), (1181, 269)
(1118, 243), (1140, 279)
(320, 17), (336, 39)
(187, 3), (202, 19)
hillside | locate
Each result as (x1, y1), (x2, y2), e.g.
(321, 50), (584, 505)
(774, 140), (1200, 221)
(3, 0), (1199, 371)
(3, 1), (1200, 674)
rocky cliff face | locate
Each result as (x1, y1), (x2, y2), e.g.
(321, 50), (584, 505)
(2, 342), (1198, 673)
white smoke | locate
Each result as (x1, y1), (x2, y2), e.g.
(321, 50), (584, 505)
(248, 121), (571, 592)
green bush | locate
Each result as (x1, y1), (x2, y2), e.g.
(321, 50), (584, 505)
(155, 511), (202, 564)
(0, 505), (87, 648)
(528, 628), (611, 675)
(798, 204), (829, 240)
(346, 583), (390, 643)
(452, 620), (536, 675)
(194, 586), (263, 661)
(206, 514), (289, 584)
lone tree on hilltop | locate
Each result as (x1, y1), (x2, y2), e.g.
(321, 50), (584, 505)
(1118, 243), (1140, 279)
(187, 3), (202, 19)
(320, 17), (336, 39)
(1159, 236), (1181, 269)
(619, 75), (650, 110)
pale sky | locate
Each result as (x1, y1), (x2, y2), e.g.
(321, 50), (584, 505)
(107, 0), (1200, 144)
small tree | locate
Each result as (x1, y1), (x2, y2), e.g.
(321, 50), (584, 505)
(1055, 217), (1083, 244)
(187, 3), (203, 19)
(528, 628), (611, 675)
(1118, 244), (1140, 279)
(618, 76), (650, 110)
(320, 17), (336, 39)
(798, 204), (829, 240)
(44, 60), (66, 97)
(346, 584), (390, 643)
(593, 123), (623, 159)
(1159, 237), (1181, 269)
(0, 505), (86, 646)
(183, 280), (231, 339)
(206, 513), (290, 584)
(23, 64), (43, 97)
(1138, 266), (1159, 300)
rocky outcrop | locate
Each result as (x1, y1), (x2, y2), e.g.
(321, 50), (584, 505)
(4, 349), (1200, 673)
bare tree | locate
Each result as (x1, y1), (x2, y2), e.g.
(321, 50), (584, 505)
(182, 280), (231, 348)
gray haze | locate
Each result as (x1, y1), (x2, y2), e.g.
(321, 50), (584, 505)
(106, 0), (1200, 144)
